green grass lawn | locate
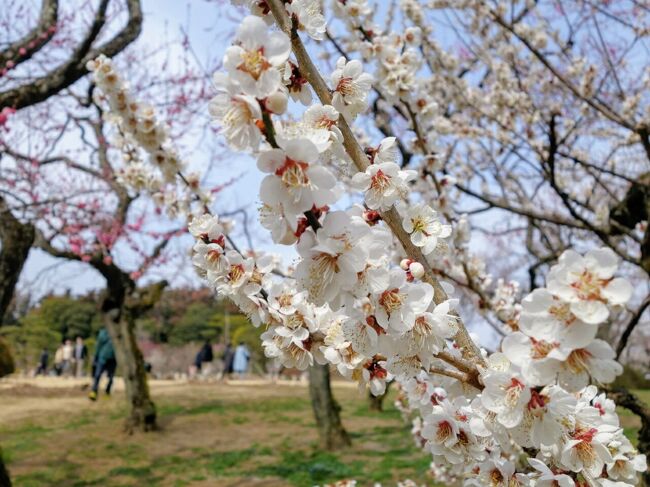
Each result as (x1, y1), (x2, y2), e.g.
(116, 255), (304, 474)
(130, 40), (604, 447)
(0, 379), (438, 487)
(2, 379), (647, 487)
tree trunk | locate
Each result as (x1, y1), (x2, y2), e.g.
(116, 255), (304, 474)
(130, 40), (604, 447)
(0, 197), (34, 322)
(0, 199), (33, 487)
(0, 447), (11, 487)
(308, 363), (350, 450)
(104, 311), (156, 432)
(368, 382), (390, 412)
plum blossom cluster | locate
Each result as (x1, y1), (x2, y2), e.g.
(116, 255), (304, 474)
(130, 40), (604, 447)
(200, 9), (462, 397)
(200, 6), (644, 485)
(390, 249), (642, 486)
(198, 4), (644, 486)
(91, 0), (647, 484)
(88, 55), (210, 217)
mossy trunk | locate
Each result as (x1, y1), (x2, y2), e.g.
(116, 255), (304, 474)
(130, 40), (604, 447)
(308, 363), (350, 450)
(105, 312), (156, 432)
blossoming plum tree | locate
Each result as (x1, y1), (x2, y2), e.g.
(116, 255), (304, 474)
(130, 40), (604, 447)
(18, 0), (650, 485)
(2, 0), (231, 435)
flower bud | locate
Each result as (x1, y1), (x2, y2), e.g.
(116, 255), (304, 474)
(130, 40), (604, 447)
(265, 91), (288, 114)
(409, 262), (425, 279)
(400, 258), (411, 270)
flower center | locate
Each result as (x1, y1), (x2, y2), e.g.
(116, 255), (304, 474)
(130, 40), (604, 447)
(237, 48), (271, 80)
(436, 420), (453, 443)
(315, 116), (336, 129)
(566, 348), (592, 373)
(504, 378), (525, 407)
(275, 157), (310, 188)
(206, 248), (223, 265)
(531, 338), (557, 359)
(224, 99), (254, 129)
(228, 263), (245, 284)
(489, 469), (504, 486)
(548, 302), (577, 325)
(336, 76), (356, 96)
(527, 390), (547, 412)
(570, 270), (608, 302)
(370, 169), (392, 194)
(277, 293), (293, 309)
(411, 216), (431, 236)
(379, 288), (404, 314)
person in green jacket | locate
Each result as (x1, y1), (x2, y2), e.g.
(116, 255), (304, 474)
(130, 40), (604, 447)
(89, 328), (117, 401)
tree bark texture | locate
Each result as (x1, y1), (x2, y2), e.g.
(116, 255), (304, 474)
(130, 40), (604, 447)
(308, 363), (351, 450)
(0, 198), (34, 322)
(104, 310), (156, 432)
(101, 280), (166, 433)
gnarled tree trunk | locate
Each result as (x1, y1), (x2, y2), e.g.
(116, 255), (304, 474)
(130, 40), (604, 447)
(308, 363), (350, 450)
(101, 278), (166, 433)
(104, 310), (156, 432)
(0, 199), (34, 487)
(0, 197), (34, 321)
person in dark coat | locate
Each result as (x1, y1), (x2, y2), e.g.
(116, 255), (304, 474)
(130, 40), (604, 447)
(35, 348), (49, 375)
(89, 328), (116, 401)
(221, 343), (234, 380)
(195, 340), (214, 377)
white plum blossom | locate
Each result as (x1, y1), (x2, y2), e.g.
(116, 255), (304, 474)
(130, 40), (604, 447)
(481, 362), (531, 428)
(528, 458), (575, 486)
(258, 138), (338, 217)
(372, 268), (434, 334)
(223, 16), (291, 98)
(351, 160), (416, 210)
(560, 421), (616, 478)
(295, 211), (371, 305)
(400, 203), (452, 255)
(519, 288), (597, 343)
(208, 73), (262, 151)
(547, 248), (633, 325)
(286, 0), (327, 40)
(331, 57), (373, 120)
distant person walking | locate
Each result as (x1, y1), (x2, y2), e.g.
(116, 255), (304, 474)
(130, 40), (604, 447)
(53, 343), (65, 376)
(221, 343), (234, 380)
(62, 339), (73, 376)
(89, 328), (116, 401)
(35, 347), (49, 376)
(194, 340), (214, 379)
(232, 342), (250, 378)
(74, 336), (88, 377)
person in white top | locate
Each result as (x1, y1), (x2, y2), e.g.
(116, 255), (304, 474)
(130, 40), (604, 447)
(62, 339), (73, 377)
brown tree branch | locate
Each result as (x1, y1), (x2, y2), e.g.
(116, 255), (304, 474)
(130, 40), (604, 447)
(0, 196), (34, 322)
(0, 0), (142, 110)
(616, 296), (650, 360)
(0, 0), (58, 67)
